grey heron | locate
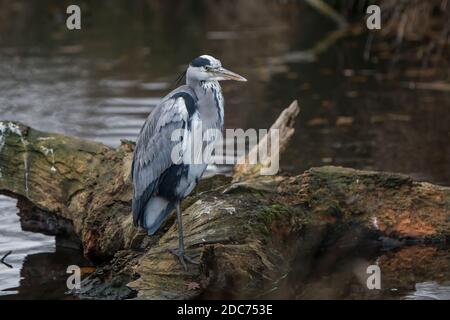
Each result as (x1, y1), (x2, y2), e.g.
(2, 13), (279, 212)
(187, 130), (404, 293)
(132, 55), (246, 270)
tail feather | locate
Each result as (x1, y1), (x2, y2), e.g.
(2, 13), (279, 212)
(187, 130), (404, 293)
(132, 180), (158, 227)
(142, 196), (174, 235)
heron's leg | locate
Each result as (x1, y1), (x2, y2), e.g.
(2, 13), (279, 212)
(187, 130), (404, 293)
(168, 202), (200, 270)
(176, 202), (185, 254)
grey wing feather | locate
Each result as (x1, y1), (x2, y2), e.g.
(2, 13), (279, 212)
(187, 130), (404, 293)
(132, 95), (189, 226)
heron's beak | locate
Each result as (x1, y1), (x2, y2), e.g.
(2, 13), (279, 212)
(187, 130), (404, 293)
(215, 67), (247, 82)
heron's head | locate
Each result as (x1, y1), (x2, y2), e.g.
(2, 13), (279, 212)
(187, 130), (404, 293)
(186, 55), (247, 82)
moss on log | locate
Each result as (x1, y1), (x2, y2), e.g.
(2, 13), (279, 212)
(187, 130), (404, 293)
(0, 105), (449, 299)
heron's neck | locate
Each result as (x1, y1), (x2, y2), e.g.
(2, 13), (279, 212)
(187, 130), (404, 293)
(190, 80), (224, 128)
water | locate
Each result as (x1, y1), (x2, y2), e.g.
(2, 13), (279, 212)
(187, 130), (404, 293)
(0, 1), (449, 299)
(0, 195), (88, 299)
(0, 195), (54, 296)
(405, 282), (450, 300)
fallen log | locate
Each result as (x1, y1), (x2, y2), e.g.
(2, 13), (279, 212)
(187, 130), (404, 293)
(0, 120), (139, 262)
(0, 101), (449, 299)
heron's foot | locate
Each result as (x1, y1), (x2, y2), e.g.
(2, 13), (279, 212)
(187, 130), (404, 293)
(168, 249), (200, 271)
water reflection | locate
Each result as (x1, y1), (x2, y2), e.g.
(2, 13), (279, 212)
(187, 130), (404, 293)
(0, 195), (90, 299)
(0, 195), (54, 296)
(405, 282), (450, 300)
(269, 239), (450, 300)
(1, 248), (90, 299)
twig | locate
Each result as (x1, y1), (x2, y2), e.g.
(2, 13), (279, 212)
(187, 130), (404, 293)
(233, 100), (300, 180)
(402, 81), (450, 92)
(303, 0), (348, 29)
(274, 26), (364, 64)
